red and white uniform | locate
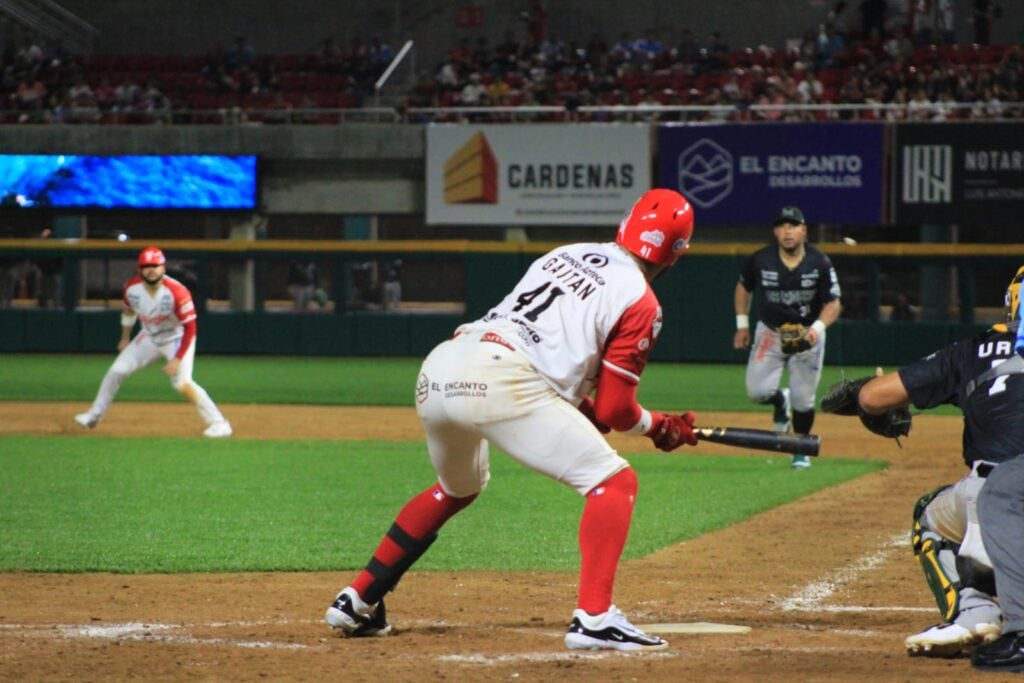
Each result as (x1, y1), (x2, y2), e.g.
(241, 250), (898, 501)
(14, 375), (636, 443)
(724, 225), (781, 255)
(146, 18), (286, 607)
(418, 242), (661, 496)
(123, 274), (196, 354)
(457, 242), (660, 401)
(81, 274), (226, 428)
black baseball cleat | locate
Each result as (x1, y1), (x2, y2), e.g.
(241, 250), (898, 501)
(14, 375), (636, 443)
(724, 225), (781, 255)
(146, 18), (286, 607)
(564, 605), (668, 651)
(971, 631), (1024, 672)
(325, 587), (392, 637)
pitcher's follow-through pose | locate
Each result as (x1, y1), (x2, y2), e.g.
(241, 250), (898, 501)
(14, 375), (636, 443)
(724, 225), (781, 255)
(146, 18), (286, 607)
(74, 246), (232, 438)
(733, 206), (841, 469)
(325, 189), (699, 651)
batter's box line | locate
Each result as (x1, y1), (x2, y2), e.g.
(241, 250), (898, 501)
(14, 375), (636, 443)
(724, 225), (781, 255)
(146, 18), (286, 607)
(779, 532), (918, 613)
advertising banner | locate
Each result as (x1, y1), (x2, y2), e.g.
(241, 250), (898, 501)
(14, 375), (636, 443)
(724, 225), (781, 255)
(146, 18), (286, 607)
(656, 122), (885, 225)
(426, 124), (651, 225)
(892, 122), (1024, 226)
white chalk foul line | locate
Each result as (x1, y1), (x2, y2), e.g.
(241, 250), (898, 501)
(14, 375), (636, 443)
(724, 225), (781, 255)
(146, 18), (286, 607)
(1, 621), (311, 651)
(439, 651), (678, 664)
(780, 532), (919, 613)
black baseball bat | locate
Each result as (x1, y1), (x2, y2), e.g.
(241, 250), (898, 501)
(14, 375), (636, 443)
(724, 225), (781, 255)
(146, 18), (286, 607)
(694, 427), (820, 456)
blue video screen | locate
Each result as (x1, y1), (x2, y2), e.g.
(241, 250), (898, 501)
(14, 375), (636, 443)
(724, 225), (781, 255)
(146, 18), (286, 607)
(0, 155), (258, 209)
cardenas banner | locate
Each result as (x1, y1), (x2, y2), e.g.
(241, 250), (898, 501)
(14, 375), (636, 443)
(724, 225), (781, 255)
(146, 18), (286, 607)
(426, 124), (651, 225)
(893, 122), (1024, 226)
(657, 122), (885, 225)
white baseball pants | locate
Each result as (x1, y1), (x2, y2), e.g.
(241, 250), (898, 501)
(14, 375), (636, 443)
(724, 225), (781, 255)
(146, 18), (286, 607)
(415, 331), (629, 497)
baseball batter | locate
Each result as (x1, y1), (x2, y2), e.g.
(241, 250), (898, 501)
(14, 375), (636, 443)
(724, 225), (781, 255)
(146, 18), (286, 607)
(325, 189), (699, 651)
(74, 246), (232, 438)
(733, 206), (842, 469)
(829, 266), (1024, 671)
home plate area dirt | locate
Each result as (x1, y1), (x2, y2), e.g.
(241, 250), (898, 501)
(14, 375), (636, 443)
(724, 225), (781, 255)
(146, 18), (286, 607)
(0, 403), (996, 681)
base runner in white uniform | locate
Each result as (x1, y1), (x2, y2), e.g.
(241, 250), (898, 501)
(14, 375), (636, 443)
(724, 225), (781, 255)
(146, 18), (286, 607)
(324, 189), (700, 651)
(74, 246), (232, 438)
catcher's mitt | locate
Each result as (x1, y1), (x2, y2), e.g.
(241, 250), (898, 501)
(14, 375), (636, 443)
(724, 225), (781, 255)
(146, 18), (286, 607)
(820, 376), (871, 415)
(820, 375), (912, 440)
(779, 322), (812, 354)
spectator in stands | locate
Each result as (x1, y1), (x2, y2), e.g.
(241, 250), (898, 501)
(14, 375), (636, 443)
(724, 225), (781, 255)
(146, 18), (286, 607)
(703, 31), (730, 71)
(460, 72), (486, 105)
(262, 90), (294, 124)
(816, 23), (846, 68)
(671, 30), (696, 66)
(12, 73), (47, 121)
(632, 29), (665, 63)
(797, 67), (825, 103)
(316, 37), (343, 72)
(973, 85), (1004, 118)
(142, 78), (172, 123)
(93, 76), (116, 113)
(225, 35), (256, 71)
(907, 86), (934, 119)
(113, 77), (141, 113)
(68, 75), (100, 123)
(369, 34), (394, 77)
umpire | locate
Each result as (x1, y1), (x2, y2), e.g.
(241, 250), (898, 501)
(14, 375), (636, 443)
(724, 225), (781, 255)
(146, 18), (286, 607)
(733, 206), (842, 468)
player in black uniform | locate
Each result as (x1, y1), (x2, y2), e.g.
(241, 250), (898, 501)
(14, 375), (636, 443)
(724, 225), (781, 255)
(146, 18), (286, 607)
(849, 265), (1024, 669)
(733, 206), (842, 469)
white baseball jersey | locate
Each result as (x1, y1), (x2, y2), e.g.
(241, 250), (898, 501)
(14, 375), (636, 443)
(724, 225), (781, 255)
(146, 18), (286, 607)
(122, 275), (196, 347)
(457, 242), (661, 402)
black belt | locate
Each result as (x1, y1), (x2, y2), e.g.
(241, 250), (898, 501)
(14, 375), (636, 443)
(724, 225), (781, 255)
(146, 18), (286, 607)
(976, 462), (996, 478)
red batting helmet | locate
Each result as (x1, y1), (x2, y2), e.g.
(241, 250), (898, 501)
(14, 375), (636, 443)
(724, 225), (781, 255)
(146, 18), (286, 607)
(138, 246), (166, 266)
(616, 189), (694, 266)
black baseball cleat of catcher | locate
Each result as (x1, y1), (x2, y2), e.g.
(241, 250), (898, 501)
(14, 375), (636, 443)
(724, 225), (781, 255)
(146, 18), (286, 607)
(971, 631), (1024, 672)
(564, 605), (667, 651)
(325, 587), (392, 637)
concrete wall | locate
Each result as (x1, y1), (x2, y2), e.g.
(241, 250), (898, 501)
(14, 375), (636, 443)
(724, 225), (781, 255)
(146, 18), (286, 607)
(0, 124), (424, 214)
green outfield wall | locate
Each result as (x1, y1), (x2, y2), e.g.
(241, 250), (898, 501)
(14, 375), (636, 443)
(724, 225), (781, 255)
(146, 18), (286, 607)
(1, 240), (1016, 365)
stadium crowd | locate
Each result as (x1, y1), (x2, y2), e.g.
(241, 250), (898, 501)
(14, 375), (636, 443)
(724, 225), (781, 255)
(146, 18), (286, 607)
(0, 5), (1020, 124)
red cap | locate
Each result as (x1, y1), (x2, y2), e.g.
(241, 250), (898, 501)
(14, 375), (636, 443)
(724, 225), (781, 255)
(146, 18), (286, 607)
(138, 246), (166, 266)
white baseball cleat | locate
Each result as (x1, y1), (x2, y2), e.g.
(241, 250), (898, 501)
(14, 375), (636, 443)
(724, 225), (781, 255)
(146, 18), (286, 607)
(73, 412), (99, 429)
(905, 621), (1002, 658)
(203, 421), (233, 438)
(565, 605), (668, 651)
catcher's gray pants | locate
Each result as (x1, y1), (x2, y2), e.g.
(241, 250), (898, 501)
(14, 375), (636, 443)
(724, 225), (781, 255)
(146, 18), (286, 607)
(745, 321), (825, 413)
(978, 453), (1024, 632)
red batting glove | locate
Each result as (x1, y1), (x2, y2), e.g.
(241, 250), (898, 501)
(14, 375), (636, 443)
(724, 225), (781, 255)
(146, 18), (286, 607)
(646, 411), (698, 451)
(577, 396), (611, 434)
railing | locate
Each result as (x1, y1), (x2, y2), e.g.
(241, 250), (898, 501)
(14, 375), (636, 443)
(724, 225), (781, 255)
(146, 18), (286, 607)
(373, 40), (414, 108)
(6, 102), (1023, 126)
(0, 0), (99, 54)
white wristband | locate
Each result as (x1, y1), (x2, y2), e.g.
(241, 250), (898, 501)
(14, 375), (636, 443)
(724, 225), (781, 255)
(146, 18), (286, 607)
(121, 314), (137, 328)
(626, 408), (653, 436)
(811, 320), (826, 337)
(736, 314), (749, 330)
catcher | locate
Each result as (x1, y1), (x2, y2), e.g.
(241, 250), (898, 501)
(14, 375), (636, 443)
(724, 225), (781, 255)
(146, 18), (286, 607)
(821, 265), (1024, 672)
(733, 206), (842, 469)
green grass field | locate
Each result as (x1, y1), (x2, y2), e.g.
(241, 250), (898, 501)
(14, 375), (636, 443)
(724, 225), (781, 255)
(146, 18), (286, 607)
(0, 354), (893, 573)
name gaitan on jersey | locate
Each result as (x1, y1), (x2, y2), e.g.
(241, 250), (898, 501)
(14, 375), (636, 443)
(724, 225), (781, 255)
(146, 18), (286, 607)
(123, 275), (196, 347)
(458, 242), (660, 402)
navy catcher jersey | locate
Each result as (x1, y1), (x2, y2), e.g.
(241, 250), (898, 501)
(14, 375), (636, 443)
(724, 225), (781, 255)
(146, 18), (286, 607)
(899, 328), (1024, 466)
(739, 244), (840, 328)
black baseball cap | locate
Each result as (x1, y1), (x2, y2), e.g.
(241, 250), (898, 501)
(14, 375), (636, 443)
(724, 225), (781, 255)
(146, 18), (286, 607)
(773, 206), (805, 226)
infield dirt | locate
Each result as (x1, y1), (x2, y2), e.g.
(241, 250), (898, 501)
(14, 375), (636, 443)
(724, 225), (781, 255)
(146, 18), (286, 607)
(0, 402), (1003, 682)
